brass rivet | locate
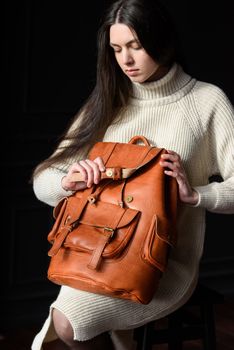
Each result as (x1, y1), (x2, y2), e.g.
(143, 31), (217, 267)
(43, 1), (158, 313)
(88, 196), (96, 204)
(106, 169), (113, 177)
(126, 195), (133, 203)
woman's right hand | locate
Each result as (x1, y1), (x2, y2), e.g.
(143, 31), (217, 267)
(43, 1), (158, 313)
(61, 157), (106, 192)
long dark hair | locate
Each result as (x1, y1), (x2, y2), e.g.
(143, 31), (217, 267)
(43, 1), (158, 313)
(33, 0), (176, 176)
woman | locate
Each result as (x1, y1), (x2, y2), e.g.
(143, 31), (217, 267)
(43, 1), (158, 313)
(31, 0), (234, 349)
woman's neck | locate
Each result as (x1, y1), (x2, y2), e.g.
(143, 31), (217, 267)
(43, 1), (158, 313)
(145, 64), (171, 83)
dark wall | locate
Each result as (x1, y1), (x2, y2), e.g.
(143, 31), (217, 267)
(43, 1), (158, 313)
(3, 0), (234, 329)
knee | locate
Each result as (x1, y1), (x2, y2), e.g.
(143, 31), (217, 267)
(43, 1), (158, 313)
(52, 308), (75, 346)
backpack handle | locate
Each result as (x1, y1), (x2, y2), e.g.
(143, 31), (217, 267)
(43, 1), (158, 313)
(128, 135), (150, 146)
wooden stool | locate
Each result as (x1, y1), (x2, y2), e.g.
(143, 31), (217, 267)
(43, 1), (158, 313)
(134, 283), (224, 350)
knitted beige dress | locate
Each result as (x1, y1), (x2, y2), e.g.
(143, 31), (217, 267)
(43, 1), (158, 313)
(31, 63), (234, 350)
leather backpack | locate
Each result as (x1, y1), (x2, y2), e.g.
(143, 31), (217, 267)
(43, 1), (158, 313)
(47, 135), (178, 304)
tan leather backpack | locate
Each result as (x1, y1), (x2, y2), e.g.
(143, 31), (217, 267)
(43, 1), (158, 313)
(47, 135), (178, 304)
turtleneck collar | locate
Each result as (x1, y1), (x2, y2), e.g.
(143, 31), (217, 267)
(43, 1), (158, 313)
(130, 63), (196, 105)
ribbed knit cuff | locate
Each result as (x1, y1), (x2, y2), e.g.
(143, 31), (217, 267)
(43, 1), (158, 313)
(193, 185), (216, 210)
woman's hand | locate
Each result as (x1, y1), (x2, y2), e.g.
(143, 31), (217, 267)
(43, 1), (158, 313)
(61, 157), (106, 192)
(160, 150), (199, 205)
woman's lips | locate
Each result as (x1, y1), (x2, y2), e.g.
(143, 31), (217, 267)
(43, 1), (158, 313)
(126, 69), (139, 76)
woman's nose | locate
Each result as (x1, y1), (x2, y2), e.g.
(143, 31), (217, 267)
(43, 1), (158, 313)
(122, 49), (134, 65)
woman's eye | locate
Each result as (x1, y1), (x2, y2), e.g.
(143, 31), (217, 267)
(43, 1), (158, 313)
(110, 43), (142, 53)
(132, 44), (142, 50)
(110, 46), (121, 53)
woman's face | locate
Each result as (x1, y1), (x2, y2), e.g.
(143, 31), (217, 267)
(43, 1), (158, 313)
(109, 23), (160, 83)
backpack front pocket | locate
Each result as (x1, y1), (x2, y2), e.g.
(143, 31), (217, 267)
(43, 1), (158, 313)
(63, 200), (140, 269)
(142, 214), (174, 272)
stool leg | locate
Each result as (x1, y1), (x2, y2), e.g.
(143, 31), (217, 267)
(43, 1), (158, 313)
(201, 304), (217, 350)
(135, 323), (153, 350)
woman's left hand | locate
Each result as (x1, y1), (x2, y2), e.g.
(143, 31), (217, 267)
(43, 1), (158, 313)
(160, 150), (199, 205)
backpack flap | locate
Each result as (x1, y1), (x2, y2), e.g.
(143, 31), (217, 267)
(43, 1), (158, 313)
(88, 140), (164, 180)
(64, 200), (140, 270)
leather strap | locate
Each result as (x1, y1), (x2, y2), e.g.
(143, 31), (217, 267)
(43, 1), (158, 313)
(48, 225), (73, 257)
(48, 187), (94, 256)
(87, 206), (126, 269)
(69, 167), (135, 182)
(69, 148), (163, 182)
(87, 229), (113, 270)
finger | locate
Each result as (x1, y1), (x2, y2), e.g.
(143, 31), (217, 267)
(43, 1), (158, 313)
(78, 160), (94, 187)
(160, 160), (173, 170)
(164, 169), (185, 182)
(94, 156), (106, 172)
(161, 152), (180, 163)
(86, 159), (101, 184)
(166, 150), (179, 156)
(164, 169), (178, 178)
(68, 163), (88, 182)
(159, 160), (180, 172)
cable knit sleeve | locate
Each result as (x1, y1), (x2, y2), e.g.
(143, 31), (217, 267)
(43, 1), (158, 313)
(32, 113), (88, 207)
(33, 167), (74, 207)
(194, 83), (234, 214)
